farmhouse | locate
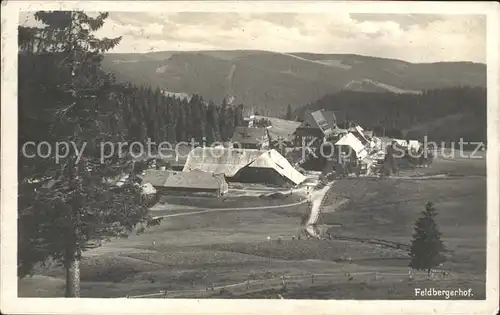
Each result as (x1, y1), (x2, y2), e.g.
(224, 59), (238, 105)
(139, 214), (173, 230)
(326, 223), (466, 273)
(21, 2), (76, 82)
(335, 132), (370, 161)
(348, 125), (370, 146)
(294, 109), (338, 147)
(139, 169), (229, 197)
(250, 115), (302, 148)
(231, 126), (269, 149)
(183, 147), (306, 186)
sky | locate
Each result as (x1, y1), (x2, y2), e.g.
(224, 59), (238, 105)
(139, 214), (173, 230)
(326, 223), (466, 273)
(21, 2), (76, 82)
(20, 12), (486, 63)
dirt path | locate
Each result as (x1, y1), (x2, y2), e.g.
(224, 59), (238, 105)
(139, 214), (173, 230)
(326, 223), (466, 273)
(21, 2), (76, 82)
(152, 199), (308, 219)
(304, 183), (334, 239)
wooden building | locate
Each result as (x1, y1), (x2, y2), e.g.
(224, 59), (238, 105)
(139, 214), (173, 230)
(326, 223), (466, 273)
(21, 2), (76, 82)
(139, 169), (228, 197)
(293, 110), (338, 147)
(231, 126), (270, 150)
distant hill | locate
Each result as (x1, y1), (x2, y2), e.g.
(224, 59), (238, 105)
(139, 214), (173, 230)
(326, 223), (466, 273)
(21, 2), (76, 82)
(101, 50), (486, 115)
(297, 87), (487, 143)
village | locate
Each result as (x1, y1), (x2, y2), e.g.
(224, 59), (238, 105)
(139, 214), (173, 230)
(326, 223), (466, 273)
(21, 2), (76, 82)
(127, 109), (432, 240)
(19, 106), (487, 300)
(12, 9), (490, 303)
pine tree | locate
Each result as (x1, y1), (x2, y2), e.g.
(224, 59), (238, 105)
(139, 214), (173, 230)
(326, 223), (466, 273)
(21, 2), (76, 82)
(189, 94), (206, 142)
(206, 101), (221, 144)
(219, 100), (228, 141)
(234, 104), (245, 127)
(166, 98), (177, 143)
(17, 11), (161, 297)
(409, 202), (446, 276)
(176, 103), (187, 141)
(285, 104), (293, 120)
(224, 106), (235, 141)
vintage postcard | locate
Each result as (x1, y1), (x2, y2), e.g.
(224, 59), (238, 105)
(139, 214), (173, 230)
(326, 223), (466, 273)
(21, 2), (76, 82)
(1, 1), (499, 314)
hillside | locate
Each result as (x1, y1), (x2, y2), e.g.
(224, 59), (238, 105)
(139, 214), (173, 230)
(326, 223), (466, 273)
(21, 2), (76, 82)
(101, 50), (486, 115)
(298, 87), (487, 142)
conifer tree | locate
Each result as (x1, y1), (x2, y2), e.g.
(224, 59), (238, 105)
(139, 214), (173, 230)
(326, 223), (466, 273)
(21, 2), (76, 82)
(409, 202), (446, 276)
(189, 94), (206, 142)
(206, 101), (221, 144)
(224, 105), (235, 141)
(219, 99), (228, 141)
(176, 103), (187, 141)
(17, 11), (160, 297)
(234, 104), (245, 127)
(286, 104), (293, 120)
(166, 98), (177, 143)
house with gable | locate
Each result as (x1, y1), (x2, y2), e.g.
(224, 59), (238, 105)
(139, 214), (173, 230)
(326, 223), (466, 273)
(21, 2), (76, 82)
(231, 126), (270, 150)
(293, 109), (338, 148)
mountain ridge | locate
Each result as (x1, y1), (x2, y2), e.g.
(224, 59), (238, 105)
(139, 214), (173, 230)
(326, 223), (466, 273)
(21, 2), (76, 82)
(101, 50), (486, 115)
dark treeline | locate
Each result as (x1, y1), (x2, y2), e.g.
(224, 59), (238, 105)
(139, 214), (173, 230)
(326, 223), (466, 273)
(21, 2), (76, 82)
(17, 11), (244, 297)
(19, 53), (245, 150)
(297, 87), (487, 142)
(97, 85), (245, 147)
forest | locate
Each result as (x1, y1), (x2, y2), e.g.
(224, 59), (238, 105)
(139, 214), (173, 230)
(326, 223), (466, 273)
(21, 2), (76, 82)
(17, 11), (246, 297)
(296, 87), (487, 143)
(19, 54), (245, 150)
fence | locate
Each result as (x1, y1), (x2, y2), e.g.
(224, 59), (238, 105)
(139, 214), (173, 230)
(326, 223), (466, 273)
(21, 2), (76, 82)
(125, 269), (458, 299)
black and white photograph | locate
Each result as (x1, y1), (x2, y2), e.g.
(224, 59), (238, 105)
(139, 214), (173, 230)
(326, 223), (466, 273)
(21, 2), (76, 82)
(1, 1), (499, 314)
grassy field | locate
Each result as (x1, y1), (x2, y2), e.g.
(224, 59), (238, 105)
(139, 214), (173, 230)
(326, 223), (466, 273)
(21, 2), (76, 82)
(18, 155), (487, 299)
(237, 279), (486, 299)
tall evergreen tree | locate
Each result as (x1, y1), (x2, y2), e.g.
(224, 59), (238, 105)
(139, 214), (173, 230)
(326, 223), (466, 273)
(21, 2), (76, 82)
(166, 97), (178, 143)
(176, 103), (187, 142)
(17, 11), (160, 297)
(409, 202), (446, 276)
(219, 99), (229, 141)
(206, 101), (221, 144)
(189, 94), (206, 142)
(234, 104), (245, 127)
(224, 105), (235, 141)
(285, 104), (293, 120)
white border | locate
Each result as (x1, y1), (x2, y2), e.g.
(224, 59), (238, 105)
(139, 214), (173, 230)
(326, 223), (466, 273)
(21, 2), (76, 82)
(1, 2), (499, 315)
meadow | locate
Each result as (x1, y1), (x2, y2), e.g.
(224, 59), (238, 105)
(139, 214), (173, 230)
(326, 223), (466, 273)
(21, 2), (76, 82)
(18, 154), (487, 299)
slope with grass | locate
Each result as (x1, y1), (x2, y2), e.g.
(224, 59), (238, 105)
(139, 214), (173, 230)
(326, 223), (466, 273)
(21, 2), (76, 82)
(319, 156), (486, 280)
(102, 50), (486, 115)
(18, 155), (486, 299)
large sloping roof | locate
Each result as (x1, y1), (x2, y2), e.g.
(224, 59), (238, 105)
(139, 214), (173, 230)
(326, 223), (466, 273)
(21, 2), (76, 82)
(252, 116), (301, 142)
(183, 148), (264, 177)
(231, 126), (268, 146)
(348, 125), (370, 145)
(249, 149), (307, 185)
(335, 133), (369, 160)
(297, 110), (337, 135)
(140, 169), (227, 190)
(183, 147), (306, 185)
